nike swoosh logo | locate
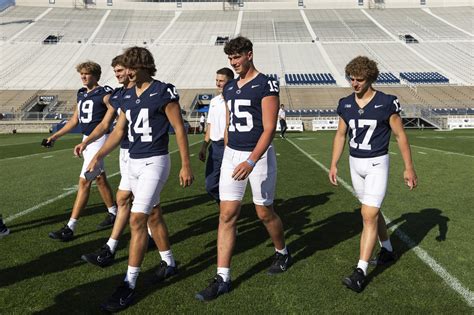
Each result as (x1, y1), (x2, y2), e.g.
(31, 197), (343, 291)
(251, 85), (260, 88)
(372, 163), (380, 166)
(374, 105), (384, 108)
(146, 162), (154, 166)
(280, 257), (289, 271)
(97, 256), (104, 263)
(150, 93), (158, 97)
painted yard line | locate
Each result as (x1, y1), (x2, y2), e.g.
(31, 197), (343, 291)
(418, 152), (427, 155)
(0, 148), (71, 162)
(410, 145), (474, 158)
(287, 138), (474, 308)
(43, 156), (54, 159)
(4, 141), (201, 224)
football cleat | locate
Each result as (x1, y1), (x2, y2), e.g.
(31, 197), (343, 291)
(370, 247), (397, 265)
(97, 213), (116, 230)
(342, 268), (366, 293)
(268, 251), (292, 275)
(0, 219), (10, 239)
(195, 275), (231, 302)
(48, 225), (74, 241)
(100, 282), (135, 313)
(81, 244), (115, 267)
(150, 261), (177, 284)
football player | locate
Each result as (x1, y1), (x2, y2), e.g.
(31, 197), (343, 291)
(196, 37), (291, 302)
(198, 67), (235, 202)
(46, 61), (117, 241)
(86, 47), (194, 312)
(329, 56), (418, 293)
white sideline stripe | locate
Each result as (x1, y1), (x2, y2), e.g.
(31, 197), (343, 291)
(0, 148), (71, 162)
(287, 138), (474, 308)
(411, 145), (474, 158)
(418, 152), (427, 155)
(4, 141), (201, 224)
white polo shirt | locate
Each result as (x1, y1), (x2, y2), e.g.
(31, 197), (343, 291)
(278, 108), (286, 120)
(207, 94), (226, 142)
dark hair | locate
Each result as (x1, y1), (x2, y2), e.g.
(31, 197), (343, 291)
(111, 55), (125, 67)
(345, 56), (379, 83)
(224, 36), (253, 55)
(216, 67), (234, 80)
(76, 61), (101, 81)
(122, 46), (157, 76)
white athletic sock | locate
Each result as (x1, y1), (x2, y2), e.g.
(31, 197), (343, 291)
(106, 238), (119, 254)
(275, 246), (288, 255)
(381, 239), (393, 252)
(159, 250), (176, 267)
(124, 266), (140, 289)
(67, 218), (77, 232)
(108, 205), (117, 216)
(357, 260), (369, 276)
(217, 267), (231, 282)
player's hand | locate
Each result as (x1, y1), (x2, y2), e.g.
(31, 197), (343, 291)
(42, 136), (56, 148)
(179, 165), (194, 187)
(74, 142), (87, 158)
(87, 157), (99, 173)
(404, 168), (417, 190)
(232, 161), (254, 181)
(198, 147), (207, 162)
(329, 166), (338, 186)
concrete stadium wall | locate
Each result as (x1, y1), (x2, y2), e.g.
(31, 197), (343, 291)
(0, 121), (54, 134)
(14, 0), (472, 9)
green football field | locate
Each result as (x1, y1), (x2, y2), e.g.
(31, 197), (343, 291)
(0, 130), (473, 313)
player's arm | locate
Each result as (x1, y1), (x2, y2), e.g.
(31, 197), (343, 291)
(165, 102), (194, 187)
(329, 117), (348, 186)
(199, 123), (211, 162)
(86, 111), (126, 172)
(389, 114), (417, 190)
(74, 94), (117, 157)
(46, 108), (79, 144)
(232, 95), (278, 181)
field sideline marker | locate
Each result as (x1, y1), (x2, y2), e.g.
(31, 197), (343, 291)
(287, 138), (474, 308)
(4, 141), (201, 224)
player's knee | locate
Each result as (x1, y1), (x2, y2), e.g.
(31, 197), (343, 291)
(219, 210), (238, 225)
(148, 208), (164, 225)
(256, 206), (276, 223)
(129, 213), (148, 231)
(94, 174), (108, 186)
(116, 192), (130, 208)
(78, 177), (92, 189)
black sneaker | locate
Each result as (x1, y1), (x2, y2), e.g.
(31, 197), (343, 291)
(81, 244), (115, 268)
(100, 282), (135, 312)
(268, 251), (292, 275)
(342, 268), (366, 293)
(0, 219), (10, 239)
(195, 275), (231, 302)
(370, 247), (397, 266)
(48, 225), (74, 241)
(97, 213), (116, 230)
(150, 261), (177, 284)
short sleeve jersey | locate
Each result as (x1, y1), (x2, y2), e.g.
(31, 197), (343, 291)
(337, 91), (401, 158)
(223, 73), (279, 151)
(76, 85), (113, 136)
(109, 87), (130, 149)
(120, 80), (179, 159)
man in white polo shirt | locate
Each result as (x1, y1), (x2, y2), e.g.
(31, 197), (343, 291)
(199, 67), (234, 202)
(278, 104), (287, 138)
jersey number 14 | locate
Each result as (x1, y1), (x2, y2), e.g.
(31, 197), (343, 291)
(126, 109), (152, 142)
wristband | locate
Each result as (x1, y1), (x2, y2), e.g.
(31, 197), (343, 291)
(246, 159), (256, 167)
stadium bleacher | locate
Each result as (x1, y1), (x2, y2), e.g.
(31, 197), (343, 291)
(400, 72), (449, 84)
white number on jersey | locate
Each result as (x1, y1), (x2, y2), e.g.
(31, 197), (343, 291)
(228, 99), (253, 132)
(167, 87), (178, 100)
(78, 100), (94, 123)
(349, 119), (377, 150)
(126, 109), (152, 143)
(268, 80), (279, 92)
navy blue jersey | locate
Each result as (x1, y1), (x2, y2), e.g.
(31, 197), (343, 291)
(223, 73), (279, 151)
(337, 91), (401, 158)
(110, 87), (130, 149)
(121, 80), (179, 159)
(77, 85), (113, 136)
